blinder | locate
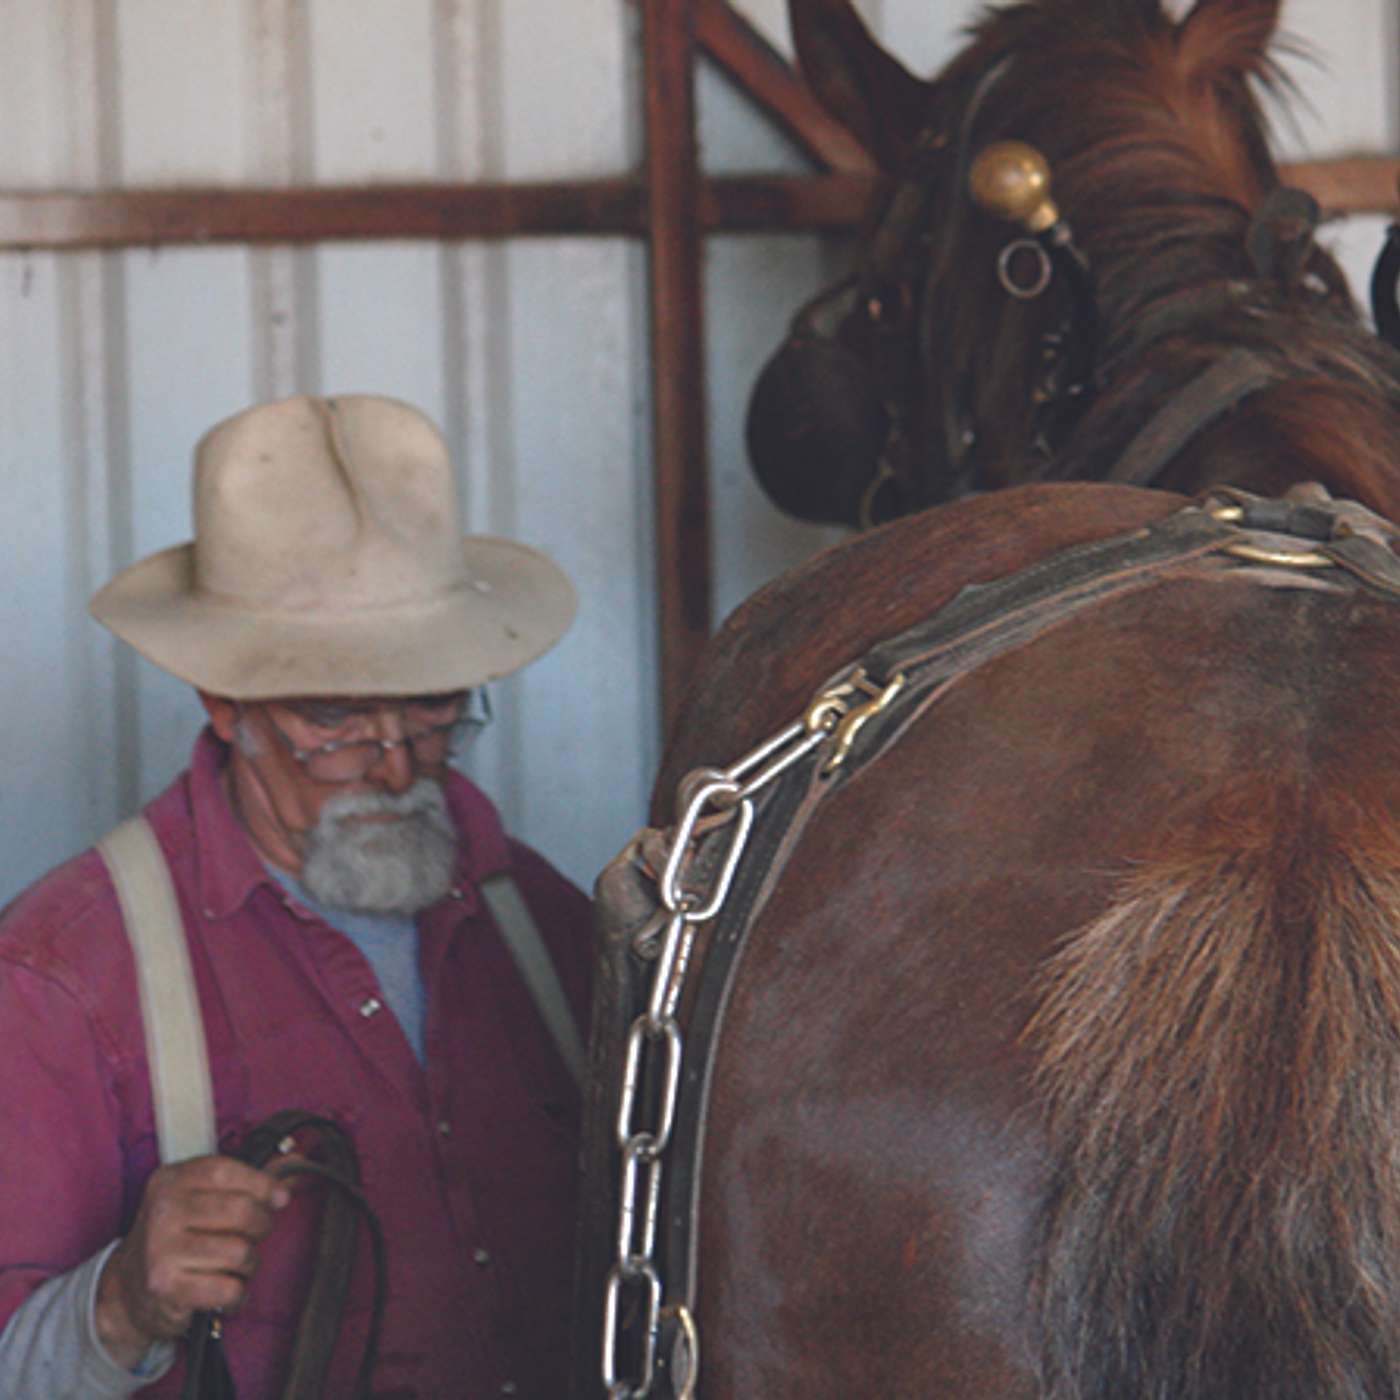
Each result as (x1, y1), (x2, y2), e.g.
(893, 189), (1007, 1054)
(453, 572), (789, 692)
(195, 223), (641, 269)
(745, 275), (911, 529)
(745, 57), (1101, 531)
(746, 122), (956, 530)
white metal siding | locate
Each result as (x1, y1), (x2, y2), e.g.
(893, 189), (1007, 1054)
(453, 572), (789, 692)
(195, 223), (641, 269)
(0, 0), (1395, 901)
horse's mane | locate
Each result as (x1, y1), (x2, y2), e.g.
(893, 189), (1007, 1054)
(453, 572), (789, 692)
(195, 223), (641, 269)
(967, 0), (1286, 211)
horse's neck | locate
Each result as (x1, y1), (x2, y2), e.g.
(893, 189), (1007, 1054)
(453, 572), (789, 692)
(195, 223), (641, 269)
(1069, 272), (1400, 512)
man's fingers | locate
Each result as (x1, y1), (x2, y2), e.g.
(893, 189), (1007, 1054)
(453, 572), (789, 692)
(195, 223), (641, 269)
(267, 1151), (318, 1194)
(171, 1227), (265, 1279)
(145, 1253), (251, 1313)
(104, 1152), (295, 1346)
(172, 1185), (285, 1240)
(161, 1153), (293, 1206)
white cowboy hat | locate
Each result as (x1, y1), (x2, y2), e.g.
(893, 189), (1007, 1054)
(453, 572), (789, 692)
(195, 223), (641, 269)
(90, 394), (576, 699)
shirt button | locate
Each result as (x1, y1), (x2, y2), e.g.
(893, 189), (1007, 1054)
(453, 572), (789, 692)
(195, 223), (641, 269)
(436, 1119), (453, 1139)
(473, 1247), (491, 1266)
(358, 996), (383, 1018)
(501, 1383), (518, 1395)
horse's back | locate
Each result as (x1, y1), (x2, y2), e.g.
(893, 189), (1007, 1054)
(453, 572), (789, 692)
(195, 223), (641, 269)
(665, 484), (1400, 1397)
(658, 484), (1184, 804)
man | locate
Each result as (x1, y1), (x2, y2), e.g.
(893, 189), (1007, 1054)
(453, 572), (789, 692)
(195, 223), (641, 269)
(0, 394), (593, 1397)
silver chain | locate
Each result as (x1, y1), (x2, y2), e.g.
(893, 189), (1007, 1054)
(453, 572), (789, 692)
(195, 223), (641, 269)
(601, 667), (906, 1399)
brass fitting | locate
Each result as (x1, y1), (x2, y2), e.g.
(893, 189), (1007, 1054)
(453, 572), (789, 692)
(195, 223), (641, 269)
(969, 140), (1059, 234)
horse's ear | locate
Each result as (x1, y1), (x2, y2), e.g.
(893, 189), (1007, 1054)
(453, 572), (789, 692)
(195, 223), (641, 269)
(1177, 0), (1282, 75)
(788, 0), (936, 168)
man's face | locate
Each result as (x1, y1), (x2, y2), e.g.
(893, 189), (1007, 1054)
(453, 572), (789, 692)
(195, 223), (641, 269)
(202, 692), (466, 915)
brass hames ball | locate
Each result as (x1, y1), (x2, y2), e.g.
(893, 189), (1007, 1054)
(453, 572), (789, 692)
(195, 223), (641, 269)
(969, 141), (1059, 234)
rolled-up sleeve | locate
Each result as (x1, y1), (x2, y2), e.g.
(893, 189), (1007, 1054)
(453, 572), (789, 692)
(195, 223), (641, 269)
(0, 1239), (175, 1398)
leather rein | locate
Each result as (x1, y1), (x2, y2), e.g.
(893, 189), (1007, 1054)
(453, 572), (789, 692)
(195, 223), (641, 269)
(182, 1110), (388, 1400)
(594, 486), (1400, 1400)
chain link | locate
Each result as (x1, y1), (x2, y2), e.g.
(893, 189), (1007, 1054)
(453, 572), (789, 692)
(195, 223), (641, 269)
(600, 668), (905, 1398)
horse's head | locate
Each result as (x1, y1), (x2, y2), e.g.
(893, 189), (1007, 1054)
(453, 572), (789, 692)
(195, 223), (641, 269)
(747, 0), (1374, 527)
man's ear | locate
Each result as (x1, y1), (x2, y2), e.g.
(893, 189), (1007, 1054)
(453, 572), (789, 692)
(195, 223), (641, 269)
(198, 691), (240, 743)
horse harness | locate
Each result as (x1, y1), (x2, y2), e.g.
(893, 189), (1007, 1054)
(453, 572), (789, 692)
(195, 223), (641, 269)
(594, 485), (1400, 1400)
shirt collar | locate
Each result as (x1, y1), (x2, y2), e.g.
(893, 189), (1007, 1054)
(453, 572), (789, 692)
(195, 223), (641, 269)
(188, 726), (511, 922)
(189, 728), (274, 921)
(440, 762), (511, 916)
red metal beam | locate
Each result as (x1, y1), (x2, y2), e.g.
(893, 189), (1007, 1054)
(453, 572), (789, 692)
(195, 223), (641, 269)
(0, 160), (1391, 255)
(695, 0), (878, 174)
(643, 0), (713, 732)
(1280, 157), (1400, 220)
(0, 180), (648, 249)
(0, 173), (882, 252)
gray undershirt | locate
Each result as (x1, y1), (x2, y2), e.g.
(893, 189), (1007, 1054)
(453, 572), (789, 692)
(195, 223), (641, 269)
(268, 867), (426, 1062)
(0, 1241), (174, 1397)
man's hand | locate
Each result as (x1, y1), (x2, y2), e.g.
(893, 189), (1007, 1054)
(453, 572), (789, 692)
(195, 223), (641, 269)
(94, 1155), (292, 1370)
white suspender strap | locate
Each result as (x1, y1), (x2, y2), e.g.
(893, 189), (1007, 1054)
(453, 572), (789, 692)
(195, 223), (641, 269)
(480, 872), (586, 1090)
(97, 816), (217, 1164)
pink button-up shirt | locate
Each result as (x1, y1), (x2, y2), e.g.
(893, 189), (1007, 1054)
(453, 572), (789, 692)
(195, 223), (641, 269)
(0, 730), (593, 1398)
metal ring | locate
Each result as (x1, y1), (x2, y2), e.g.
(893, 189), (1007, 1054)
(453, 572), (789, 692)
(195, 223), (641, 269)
(664, 1303), (701, 1400)
(616, 1135), (665, 1266)
(660, 792), (755, 924)
(602, 1261), (662, 1395)
(997, 238), (1052, 300)
(1225, 541), (1333, 569)
(616, 1016), (683, 1153)
(857, 457), (899, 531)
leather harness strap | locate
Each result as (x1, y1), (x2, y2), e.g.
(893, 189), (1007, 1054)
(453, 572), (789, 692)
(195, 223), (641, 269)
(1103, 347), (1280, 488)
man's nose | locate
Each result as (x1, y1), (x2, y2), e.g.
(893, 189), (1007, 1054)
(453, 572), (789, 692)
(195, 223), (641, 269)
(365, 709), (416, 793)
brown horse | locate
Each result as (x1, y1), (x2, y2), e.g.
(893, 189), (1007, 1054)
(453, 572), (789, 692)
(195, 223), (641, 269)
(574, 2), (1400, 1397)
(745, 0), (1400, 528)
(584, 480), (1400, 1400)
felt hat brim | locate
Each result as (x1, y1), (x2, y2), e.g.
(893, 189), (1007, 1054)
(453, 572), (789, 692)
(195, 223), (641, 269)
(90, 534), (576, 700)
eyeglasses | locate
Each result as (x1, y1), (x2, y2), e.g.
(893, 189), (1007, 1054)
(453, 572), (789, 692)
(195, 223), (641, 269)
(255, 689), (491, 784)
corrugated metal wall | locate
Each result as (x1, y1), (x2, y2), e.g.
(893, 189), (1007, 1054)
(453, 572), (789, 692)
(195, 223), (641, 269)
(1, 0), (1395, 900)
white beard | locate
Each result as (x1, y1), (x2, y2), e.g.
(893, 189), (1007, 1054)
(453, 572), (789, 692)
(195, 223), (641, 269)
(300, 779), (458, 916)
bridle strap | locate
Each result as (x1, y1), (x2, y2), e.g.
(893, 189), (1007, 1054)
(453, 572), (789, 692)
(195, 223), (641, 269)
(1102, 347), (1280, 487)
(850, 57), (1018, 518)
